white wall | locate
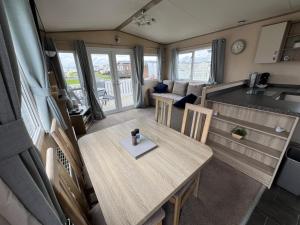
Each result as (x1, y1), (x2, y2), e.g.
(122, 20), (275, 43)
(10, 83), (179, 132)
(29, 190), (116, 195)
(165, 11), (300, 84)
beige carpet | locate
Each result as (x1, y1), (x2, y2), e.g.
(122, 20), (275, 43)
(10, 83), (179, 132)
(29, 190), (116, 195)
(89, 108), (262, 225)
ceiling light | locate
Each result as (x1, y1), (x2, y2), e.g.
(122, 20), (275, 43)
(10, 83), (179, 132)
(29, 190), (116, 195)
(133, 9), (156, 26)
(45, 50), (56, 58)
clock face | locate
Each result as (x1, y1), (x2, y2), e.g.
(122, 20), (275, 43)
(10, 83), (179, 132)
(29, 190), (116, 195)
(231, 39), (246, 54)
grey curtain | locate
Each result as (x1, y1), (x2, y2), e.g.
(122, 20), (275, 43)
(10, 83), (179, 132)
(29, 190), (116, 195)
(0, 2), (65, 224)
(133, 45), (144, 108)
(169, 48), (178, 80)
(74, 40), (105, 120)
(209, 38), (226, 84)
(157, 47), (164, 81)
(3, 0), (66, 132)
(44, 37), (73, 109)
(44, 38), (68, 99)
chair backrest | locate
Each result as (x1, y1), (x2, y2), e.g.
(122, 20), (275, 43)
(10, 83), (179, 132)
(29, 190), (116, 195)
(50, 119), (83, 179)
(181, 103), (213, 144)
(46, 148), (90, 225)
(155, 96), (174, 127)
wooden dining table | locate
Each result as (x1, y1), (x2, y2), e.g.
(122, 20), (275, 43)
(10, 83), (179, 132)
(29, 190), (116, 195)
(78, 118), (213, 225)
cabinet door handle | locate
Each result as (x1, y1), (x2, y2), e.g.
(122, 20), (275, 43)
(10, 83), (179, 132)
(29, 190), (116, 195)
(273, 51), (278, 61)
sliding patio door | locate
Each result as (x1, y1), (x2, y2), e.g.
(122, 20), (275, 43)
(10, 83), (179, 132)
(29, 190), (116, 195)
(87, 48), (135, 114)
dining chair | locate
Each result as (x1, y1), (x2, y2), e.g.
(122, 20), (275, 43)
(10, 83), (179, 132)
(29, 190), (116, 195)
(46, 147), (91, 225)
(170, 103), (213, 225)
(155, 96), (174, 127)
(50, 119), (82, 174)
(46, 147), (165, 225)
(50, 119), (86, 190)
(181, 103), (213, 143)
(50, 119), (97, 208)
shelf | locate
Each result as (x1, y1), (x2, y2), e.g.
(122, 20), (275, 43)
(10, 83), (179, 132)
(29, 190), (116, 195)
(207, 100), (298, 119)
(208, 141), (273, 186)
(213, 115), (289, 140)
(209, 128), (281, 159)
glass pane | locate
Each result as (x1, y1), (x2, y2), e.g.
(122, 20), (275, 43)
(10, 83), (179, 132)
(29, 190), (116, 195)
(90, 54), (116, 112)
(177, 52), (192, 80)
(116, 54), (134, 108)
(58, 52), (88, 107)
(193, 48), (212, 82)
(143, 56), (158, 80)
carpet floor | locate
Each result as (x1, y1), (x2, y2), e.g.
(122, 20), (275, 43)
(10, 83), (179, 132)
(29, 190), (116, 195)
(163, 158), (262, 225)
(89, 108), (262, 225)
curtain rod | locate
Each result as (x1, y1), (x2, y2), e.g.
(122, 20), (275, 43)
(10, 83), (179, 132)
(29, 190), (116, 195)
(177, 41), (212, 51)
(54, 40), (159, 50)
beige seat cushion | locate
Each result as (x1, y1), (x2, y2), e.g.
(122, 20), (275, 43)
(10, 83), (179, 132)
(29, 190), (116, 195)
(186, 83), (205, 96)
(163, 80), (174, 93)
(89, 204), (165, 225)
(152, 93), (183, 102)
(172, 82), (188, 96)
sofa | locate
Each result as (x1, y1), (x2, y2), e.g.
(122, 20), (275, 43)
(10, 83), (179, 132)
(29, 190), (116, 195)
(147, 80), (206, 106)
(146, 80), (207, 132)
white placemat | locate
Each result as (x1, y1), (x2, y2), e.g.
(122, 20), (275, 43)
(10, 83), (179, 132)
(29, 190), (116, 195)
(120, 135), (157, 159)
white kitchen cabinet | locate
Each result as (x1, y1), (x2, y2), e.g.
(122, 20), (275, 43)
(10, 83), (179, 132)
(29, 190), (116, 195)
(255, 22), (288, 63)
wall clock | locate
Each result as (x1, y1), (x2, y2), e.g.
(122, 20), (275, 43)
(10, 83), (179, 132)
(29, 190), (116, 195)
(231, 39), (246, 55)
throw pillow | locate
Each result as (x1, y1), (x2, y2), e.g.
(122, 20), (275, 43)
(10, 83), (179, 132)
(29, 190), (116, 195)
(153, 83), (168, 93)
(163, 80), (174, 93)
(172, 81), (188, 96)
(173, 94), (197, 109)
(186, 84), (205, 96)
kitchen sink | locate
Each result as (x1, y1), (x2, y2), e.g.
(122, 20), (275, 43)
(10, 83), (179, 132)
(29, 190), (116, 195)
(275, 92), (300, 103)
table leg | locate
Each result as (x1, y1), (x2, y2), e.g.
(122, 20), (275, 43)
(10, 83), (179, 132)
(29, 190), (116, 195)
(193, 170), (201, 198)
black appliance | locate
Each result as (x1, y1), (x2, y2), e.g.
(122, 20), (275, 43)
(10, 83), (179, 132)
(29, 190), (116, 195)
(248, 72), (270, 88)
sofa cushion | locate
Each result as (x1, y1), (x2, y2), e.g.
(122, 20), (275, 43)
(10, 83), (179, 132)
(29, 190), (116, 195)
(152, 93), (183, 102)
(163, 80), (174, 93)
(173, 94), (197, 109)
(172, 81), (188, 96)
(186, 83), (205, 96)
(153, 83), (168, 93)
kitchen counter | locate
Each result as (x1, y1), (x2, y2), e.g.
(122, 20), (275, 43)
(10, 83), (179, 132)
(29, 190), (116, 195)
(207, 85), (300, 117)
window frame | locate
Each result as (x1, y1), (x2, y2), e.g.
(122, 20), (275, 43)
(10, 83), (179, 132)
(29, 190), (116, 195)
(143, 54), (159, 81)
(176, 45), (212, 82)
(19, 66), (44, 146)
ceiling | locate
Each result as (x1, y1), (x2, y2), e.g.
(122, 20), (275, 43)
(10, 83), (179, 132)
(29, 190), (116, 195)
(35, 0), (151, 31)
(36, 0), (300, 44)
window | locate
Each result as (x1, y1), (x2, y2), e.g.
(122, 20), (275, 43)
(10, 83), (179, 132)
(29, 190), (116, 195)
(177, 52), (192, 80)
(58, 52), (88, 107)
(143, 55), (158, 80)
(177, 47), (212, 82)
(20, 68), (43, 144)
